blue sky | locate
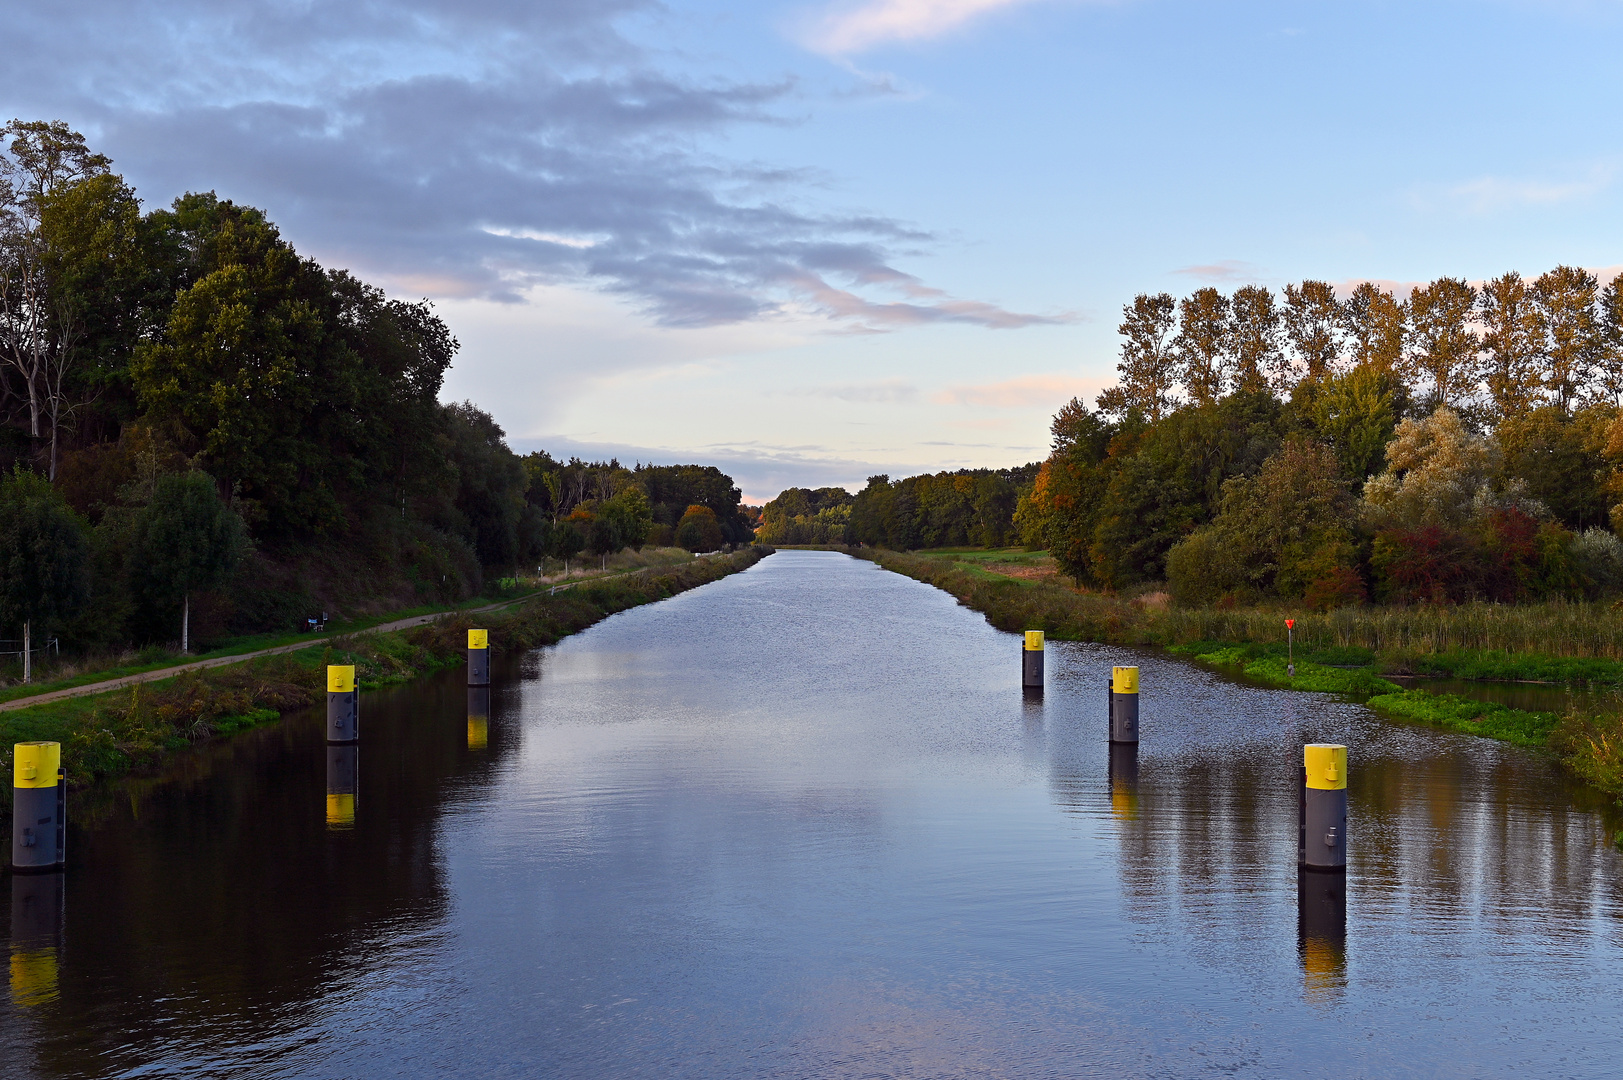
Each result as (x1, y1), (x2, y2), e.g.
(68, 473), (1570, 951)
(6, 1), (1622, 500)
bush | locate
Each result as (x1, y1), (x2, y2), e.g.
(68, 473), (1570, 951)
(1571, 528), (1623, 597)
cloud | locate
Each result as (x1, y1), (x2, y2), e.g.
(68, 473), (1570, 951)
(932, 373), (1100, 408)
(794, 380), (922, 403)
(1171, 260), (1262, 283)
(2, 0), (1041, 331)
(1431, 162), (1618, 214)
(798, 0), (1055, 54)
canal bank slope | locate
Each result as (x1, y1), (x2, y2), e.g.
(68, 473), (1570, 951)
(1, 547), (772, 802)
(851, 547), (1623, 803)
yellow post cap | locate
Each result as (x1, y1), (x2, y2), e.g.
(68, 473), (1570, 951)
(468, 628), (488, 650)
(14, 743), (60, 789)
(1304, 744), (1348, 790)
(1024, 630), (1045, 651)
(327, 666), (356, 693)
(1112, 666), (1139, 694)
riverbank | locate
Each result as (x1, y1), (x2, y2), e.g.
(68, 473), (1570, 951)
(1, 547), (771, 802)
(851, 547), (1623, 800)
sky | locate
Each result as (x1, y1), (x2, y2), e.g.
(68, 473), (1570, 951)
(5, 0), (1623, 502)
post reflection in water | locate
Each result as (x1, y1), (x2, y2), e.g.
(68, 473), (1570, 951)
(467, 687), (490, 751)
(1297, 870), (1347, 1002)
(1108, 743), (1139, 821)
(326, 743), (359, 830)
(8, 872), (62, 1008)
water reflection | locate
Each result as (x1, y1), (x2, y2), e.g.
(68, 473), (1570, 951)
(1297, 870), (1347, 1003)
(467, 687), (489, 751)
(8, 873), (62, 1008)
(1108, 743), (1139, 821)
(326, 744), (359, 830)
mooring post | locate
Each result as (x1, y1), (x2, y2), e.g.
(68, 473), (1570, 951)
(11, 742), (65, 873)
(326, 744), (359, 830)
(1022, 631), (1044, 695)
(1109, 666), (1140, 743)
(326, 665), (358, 744)
(468, 686), (490, 750)
(468, 628), (490, 687)
(1300, 744), (1348, 871)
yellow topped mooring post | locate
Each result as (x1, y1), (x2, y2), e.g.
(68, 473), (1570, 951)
(1109, 666), (1139, 744)
(467, 686), (490, 750)
(326, 744), (359, 830)
(1022, 631), (1044, 695)
(326, 665), (358, 744)
(468, 628), (490, 688)
(1299, 744), (1348, 871)
(12, 742), (65, 872)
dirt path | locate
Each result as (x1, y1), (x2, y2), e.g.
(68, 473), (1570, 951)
(0, 590), (553, 715)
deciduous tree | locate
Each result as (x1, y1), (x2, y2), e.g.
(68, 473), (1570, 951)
(1406, 278), (1480, 411)
(1173, 288), (1230, 405)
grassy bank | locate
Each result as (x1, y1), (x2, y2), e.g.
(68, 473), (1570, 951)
(852, 546), (1619, 796)
(1, 547), (771, 801)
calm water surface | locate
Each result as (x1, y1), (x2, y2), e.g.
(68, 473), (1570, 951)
(5, 550), (1623, 1077)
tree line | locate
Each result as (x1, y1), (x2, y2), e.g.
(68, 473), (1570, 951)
(1018, 271), (1623, 607)
(758, 466), (1039, 548)
(0, 121), (751, 670)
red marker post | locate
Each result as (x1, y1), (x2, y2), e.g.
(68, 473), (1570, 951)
(1286, 618), (1296, 676)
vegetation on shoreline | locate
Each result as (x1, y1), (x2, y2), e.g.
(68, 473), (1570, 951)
(0, 547), (769, 804)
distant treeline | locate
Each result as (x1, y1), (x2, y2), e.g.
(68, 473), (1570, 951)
(758, 466), (1039, 548)
(1019, 271), (1623, 607)
(0, 121), (751, 660)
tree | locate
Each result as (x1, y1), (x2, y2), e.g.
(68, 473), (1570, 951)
(1282, 280), (1343, 385)
(1478, 272), (1543, 416)
(1228, 285), (1282, 395)
(1301, 364), (1407, 485)
(1341, 282), (1406, 375)
(0, 467), (89, 681)
(130, 470), (249, 652)
(1361, 407), (1500, 530)
(0, 121), (114, 477)
(1103, 293), (1178, 420)
(1599, 273), (1623, 405)
(601, 486), (653, 551)
(1532, 265), (1604, 414)
(674, 504), (724, 552)
(1173, 288), (1230, 405)
(1406, 278), (1480, 411)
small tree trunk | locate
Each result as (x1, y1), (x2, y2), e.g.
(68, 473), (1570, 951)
(22, 620), (31, 685)
(182, 593), (190, 654)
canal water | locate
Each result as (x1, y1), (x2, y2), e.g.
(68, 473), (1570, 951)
(5, 549), (1623, 1078)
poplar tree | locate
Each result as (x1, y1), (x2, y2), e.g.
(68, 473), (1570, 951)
(1227, 285), (1281, 395)
(1173, 287), (1230, 406)
(1599, 273), (1623, 405)
(1283, 280), (1343, 384)
(1103, 292), (1178, 420)
(1479, 272), (1543, 416)
(1341, 282), (1407, 375)
(1406, 277), (1480, 411)
(131, 471), (249, 653)
(1532, 265), (1603, 413)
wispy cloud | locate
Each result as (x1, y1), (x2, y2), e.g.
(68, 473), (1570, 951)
(799, 0), (1053, 55)
(932, 373), (1099, 408)
(794, 379), (921, 403)
(1431, 162), (1618, 214)
(2, 0), (1043, 331)
(1172, 259), (1262, 283)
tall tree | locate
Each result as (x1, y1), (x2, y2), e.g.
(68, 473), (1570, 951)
(1282, 280), (1343, 385)
(0, 120), (113, 476)
(1228, 284), (1281, 394)
(1341, 282), (1407, 374)
(131, 470), (249, 652)
(0, 467), (88, 681)
(1173, 288), (1230, 405)
(1600, 273), (1623, 406)
(1478, 272), (1543, 416)
(1406, 277), (1480, 411)
(1103, 292), (1178, 420)
(1532, 265), (1603, 414)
